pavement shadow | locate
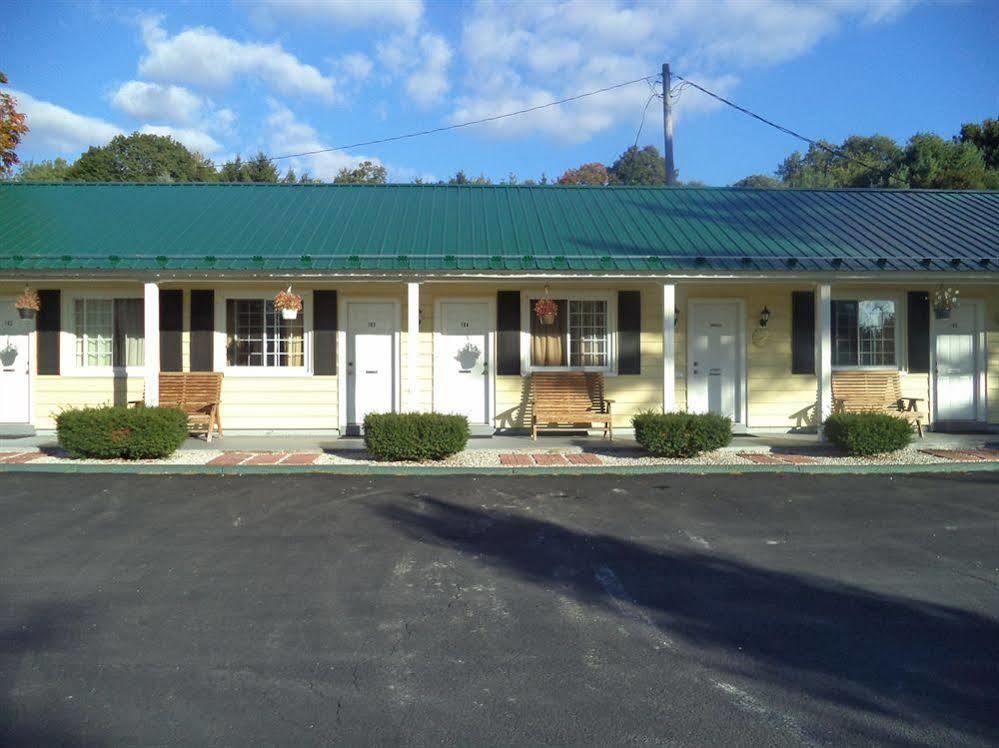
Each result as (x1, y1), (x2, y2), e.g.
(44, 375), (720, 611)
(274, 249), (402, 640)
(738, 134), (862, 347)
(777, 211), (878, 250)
(376, 496), (999, 743)
(1, 597), (101, 746)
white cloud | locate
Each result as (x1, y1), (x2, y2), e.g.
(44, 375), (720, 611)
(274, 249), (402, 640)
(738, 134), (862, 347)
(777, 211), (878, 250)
(5, 89), (122, 153)
(337, 52), (373, 82)
(377, 31), (452, 107)
(265, 99), (379, 180)
(110, 80), (204, 124)
(256, 0), (423, 31)
(139, 124), (222, 154)
(137, 15), (336, 100)
(450, 0), (916, 143)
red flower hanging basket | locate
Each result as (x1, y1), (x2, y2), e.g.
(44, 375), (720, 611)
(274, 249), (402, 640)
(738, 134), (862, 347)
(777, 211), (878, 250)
(534, 297), (558, 325)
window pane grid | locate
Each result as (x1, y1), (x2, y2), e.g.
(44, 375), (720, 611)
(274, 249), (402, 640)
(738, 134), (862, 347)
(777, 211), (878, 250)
(832, 298), (896, 367)
(568, 300), (608, 368)
(232, 299), (304, 368)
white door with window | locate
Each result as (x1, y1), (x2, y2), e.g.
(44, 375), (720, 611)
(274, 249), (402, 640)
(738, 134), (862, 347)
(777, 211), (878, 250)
(0, 298), (32, 424)
(346, 302), (396, 427)
(435, 301), (490, 425)
(687, 301), (743, 423)
(934, 301), (985, 424)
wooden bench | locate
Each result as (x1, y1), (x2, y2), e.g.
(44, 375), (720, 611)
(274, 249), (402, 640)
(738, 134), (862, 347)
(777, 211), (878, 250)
(158, 372), (224, 442)
(831, 371), (923, 437)
(530, 372), (613, 440)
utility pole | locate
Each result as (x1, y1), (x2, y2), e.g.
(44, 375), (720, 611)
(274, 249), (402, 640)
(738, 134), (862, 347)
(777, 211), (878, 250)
(662, 62), (676, 185)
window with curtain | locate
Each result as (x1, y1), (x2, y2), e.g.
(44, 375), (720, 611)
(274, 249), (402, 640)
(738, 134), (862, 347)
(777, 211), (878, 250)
(74, 298), (144, 368)
(226, 299), (305, 368)
(832, 299), (897, 367)
(530, 298), (609, 368)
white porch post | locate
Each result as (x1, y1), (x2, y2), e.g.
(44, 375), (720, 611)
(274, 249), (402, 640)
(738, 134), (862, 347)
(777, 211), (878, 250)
(144, 281), (160, 406)
(406, 282), (419, 411)
(815, 283), (832, 437)
(662, 283), (676, 413)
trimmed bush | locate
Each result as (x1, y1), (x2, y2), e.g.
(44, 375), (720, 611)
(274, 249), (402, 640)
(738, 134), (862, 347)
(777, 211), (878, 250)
(632, 410), (733, 458)
(823, 412), (913, 456)
(363, 412), (469, 461)
(57, 405), (188, 460)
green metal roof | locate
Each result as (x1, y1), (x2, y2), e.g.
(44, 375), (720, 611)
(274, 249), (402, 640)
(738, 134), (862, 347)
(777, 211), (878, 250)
(1, 182), (997, 273)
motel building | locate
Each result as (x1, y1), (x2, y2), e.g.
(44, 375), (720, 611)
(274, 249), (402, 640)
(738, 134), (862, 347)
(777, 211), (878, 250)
(1, 182), (996, 437)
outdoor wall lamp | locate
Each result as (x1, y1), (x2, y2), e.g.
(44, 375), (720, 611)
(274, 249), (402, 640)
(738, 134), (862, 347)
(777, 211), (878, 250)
(759, 306), (771, 328)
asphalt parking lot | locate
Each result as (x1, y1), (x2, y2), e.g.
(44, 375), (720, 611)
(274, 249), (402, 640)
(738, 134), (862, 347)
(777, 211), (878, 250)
(2, 472), (997, 746)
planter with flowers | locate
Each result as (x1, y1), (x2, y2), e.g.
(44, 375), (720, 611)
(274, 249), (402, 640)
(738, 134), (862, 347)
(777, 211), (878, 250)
(534, 297), (558, 326)
(14, 287), (41, 320)
(933, 286), (959, 320)
(274, 287), (303, 320)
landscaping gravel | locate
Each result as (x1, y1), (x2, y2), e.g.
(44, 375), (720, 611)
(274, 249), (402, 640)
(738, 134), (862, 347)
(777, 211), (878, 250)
(0, 445), (970, 468)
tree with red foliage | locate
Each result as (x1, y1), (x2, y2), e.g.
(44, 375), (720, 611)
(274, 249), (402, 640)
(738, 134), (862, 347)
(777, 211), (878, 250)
(1, 72), (30, 177)
(557, 162), (609, 185)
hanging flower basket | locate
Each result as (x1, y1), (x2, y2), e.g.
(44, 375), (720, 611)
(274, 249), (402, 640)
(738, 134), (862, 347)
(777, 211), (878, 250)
(534, 297), (558, 326)
(14, 287), (40, 320)
(274, 287), (303, 320)
(932, 286), (959, 320)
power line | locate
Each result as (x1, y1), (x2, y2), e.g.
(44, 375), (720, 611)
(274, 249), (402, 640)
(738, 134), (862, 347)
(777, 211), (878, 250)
(269, 74), (658, 163)
(671, 72), (893, 178)
(634, 90), (659, 147)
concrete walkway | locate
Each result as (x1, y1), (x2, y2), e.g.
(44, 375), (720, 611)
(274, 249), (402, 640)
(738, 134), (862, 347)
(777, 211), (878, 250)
(3, 430), (995, 454)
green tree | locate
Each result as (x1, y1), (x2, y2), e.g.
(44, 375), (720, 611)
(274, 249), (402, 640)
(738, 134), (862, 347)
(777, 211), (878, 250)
(731, 174), (784, 189)
(445, 170), (491, 185)
(333, 160), (387, 184)
(608, 145), (666, 185)
(243, 151), (278, 182)
(777, 135), (900, 188)
(557, 162), (609, 185)
(66, 132), (206, 182)
(1, 71), (30, 177)
(17, 157), (71, 181)
(957, 118), (999, 170)
(897, 132), (990, 189)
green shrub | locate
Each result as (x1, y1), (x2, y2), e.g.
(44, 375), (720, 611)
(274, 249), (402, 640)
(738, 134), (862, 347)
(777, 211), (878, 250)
(57, 405), (188, 460)
(632, 410), (733, 458)
(823, 412), (913, 456)
(363, 412), (469, 461)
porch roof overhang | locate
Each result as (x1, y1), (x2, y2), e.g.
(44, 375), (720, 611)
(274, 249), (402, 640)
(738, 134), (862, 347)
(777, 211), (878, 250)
(1, 182), (997, 275)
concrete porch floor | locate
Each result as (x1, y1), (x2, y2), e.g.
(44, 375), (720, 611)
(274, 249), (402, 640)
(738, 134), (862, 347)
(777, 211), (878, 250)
(3, 430), (996, 454)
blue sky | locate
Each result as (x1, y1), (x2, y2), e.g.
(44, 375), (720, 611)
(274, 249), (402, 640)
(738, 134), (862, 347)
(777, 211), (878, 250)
(2, 0), (997, 185)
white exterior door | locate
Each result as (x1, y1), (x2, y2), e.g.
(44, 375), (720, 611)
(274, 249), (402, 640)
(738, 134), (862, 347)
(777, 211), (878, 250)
(934, 301), (984, 423)
(0, 298), (32, 424)
(346, 302), (396, 426)
(435, 301), (490, 425)
(687, 301), (742, 423)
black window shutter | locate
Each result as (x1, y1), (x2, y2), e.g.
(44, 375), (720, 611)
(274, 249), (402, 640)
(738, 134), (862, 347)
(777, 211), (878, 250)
(791, 291), (815, 374)
(159, 290), (183, 372)
(36, 289), (60, 375)
(313, 290), (338, 375)
(617, 290), (641, 375)
(496, 291), (521, 375)
(907, 291), (930, 373)
(189, 290), (214, 371)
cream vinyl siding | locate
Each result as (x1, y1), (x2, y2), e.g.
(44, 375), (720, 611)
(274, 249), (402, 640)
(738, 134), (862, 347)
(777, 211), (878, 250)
(219, 376), (338, 431)
(5, 279), (996, 432)
(34, 375), (147, 429)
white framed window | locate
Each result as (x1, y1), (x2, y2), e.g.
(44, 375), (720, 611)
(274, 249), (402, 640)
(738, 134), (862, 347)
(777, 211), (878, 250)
(225, 298), (305, 369)
(521, 292), (616, 372)
(831, 297), (899, 368)
(72, 297), (144, 370)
